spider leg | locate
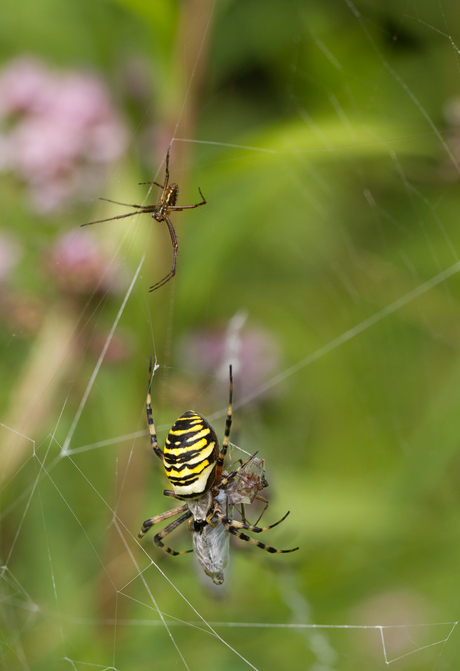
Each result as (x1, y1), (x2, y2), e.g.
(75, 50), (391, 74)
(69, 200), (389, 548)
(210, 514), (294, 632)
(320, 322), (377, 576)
(217, 509), (292, 534)
(138, 181), (164, 188)
(153, 510), (194, 556)
(164, 145), (171, 189)
(98, 197), (150, 208)
(148, 215), (178, 292)
(163, 489), (184, 500)
(213, 366), (233, 485)
(215, 511), (299, 554)
(215, 451), (258, 493)
(251, 495), (269, 526)
(168, 187), (207, 211)
(147, 356), (163, 461)
(235, 495), (269, 525)
(138, 503), (189, 538)
(81, 208), (152, 227)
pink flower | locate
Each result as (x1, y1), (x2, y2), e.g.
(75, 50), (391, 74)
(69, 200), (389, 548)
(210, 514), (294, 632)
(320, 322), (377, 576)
(179, 314), (282, 403)
(0, 56), (128, 214)
(46, 228), (122, 297)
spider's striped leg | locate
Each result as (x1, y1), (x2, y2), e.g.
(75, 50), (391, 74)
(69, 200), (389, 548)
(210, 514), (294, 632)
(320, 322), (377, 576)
(148, 215), (178, 292)
(138, 503), (189, 538)
(153, 510), (194, 556)
(214, 365), (233, 485)
(215, 510), (299, 554)
(217, 510), (292, 534)
(147, 356), (163, 460)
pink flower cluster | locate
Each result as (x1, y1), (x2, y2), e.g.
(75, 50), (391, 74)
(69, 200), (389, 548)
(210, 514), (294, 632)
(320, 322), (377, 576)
(0, 57), (128, 213)
(47, 228), (122, 297)
(179, 321), (281, 403)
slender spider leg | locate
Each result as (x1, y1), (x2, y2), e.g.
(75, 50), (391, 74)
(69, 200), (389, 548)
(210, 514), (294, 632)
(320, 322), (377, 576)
(153, 511), (194, 556)
(139, 146), (171, 189)
(217, 510), (292, 534)
(147, 356), (163, 461)
(81, 209), (149, 226)
(163, 145), (171, 189)
(168, 187), (207, 211)
(138, 181), (164, 188)
(235, 495), (269, 526)
(215, 509), (299, 554)
(138, 503), (189, 538)
(98, 197), (148, 208)
(213, 366), (233, 486)
(248, 495), (269, 526)
(214, 451), (258, 494)
(148, 215), (178, 292)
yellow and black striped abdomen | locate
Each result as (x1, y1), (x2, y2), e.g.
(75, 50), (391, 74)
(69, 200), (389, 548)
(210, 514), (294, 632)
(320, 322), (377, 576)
(163, 411), (219, 499)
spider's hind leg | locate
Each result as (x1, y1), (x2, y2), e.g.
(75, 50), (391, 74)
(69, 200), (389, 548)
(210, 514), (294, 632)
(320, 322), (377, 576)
(153, 510), (194, 556)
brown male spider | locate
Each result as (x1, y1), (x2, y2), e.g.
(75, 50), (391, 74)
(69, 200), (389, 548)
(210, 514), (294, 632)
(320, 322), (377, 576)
(82, 146), (206, 291)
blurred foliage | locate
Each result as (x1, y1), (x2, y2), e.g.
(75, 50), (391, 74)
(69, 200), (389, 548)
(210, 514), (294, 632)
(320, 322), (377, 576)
(2, 0), (460, 670)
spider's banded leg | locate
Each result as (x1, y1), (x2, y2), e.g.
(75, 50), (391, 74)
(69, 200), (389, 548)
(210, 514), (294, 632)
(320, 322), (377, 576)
(223, 522), (299, 554)
(169, 187), (207, 211)
(148, 216), (178, 292)
(138, 503), (189, 538)
(153, 510), (194, 556)
(214, 365), (233, 484)
(216, 510), (292, 534)
(147, 356), (163, 460)
(215, 510), (299, 554)
(81, 208), (152, 227)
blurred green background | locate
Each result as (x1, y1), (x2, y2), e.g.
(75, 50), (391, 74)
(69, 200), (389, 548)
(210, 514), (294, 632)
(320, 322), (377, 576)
(2, 0), (460, 669)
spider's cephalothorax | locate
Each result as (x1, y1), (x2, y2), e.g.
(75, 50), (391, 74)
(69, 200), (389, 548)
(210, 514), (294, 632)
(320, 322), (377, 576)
(138, 358), (299, 584)
(81, 146), (206, 291)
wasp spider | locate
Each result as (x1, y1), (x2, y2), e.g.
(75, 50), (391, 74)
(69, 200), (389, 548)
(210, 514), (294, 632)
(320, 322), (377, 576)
(82, 145), (206, 291)
(138, 358), (298, 584)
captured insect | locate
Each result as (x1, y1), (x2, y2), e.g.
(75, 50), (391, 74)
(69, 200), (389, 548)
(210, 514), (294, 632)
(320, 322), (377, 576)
(191, 454), (271, 584)
(81, 146), (206, 292)
(138, 358), (298, 585)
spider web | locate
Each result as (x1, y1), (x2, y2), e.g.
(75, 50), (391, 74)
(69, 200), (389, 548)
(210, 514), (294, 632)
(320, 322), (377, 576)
(2, 0), (460, 669)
